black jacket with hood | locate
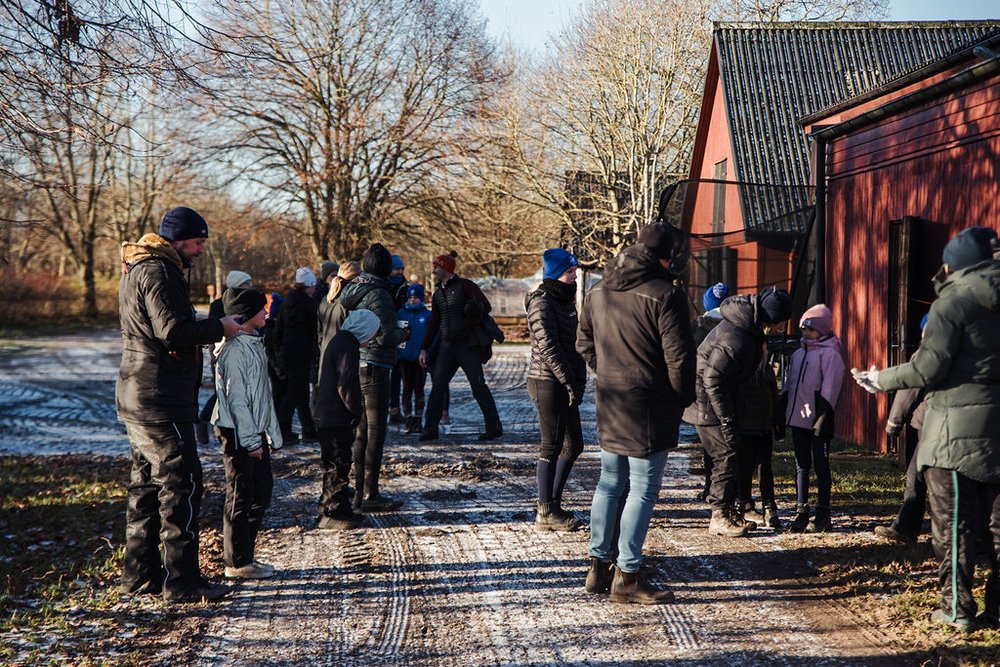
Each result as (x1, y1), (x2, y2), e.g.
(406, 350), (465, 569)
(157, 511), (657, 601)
(116, 233), (224, 423)
(577, 244), (696, 457)
(689, 294), (769, 445)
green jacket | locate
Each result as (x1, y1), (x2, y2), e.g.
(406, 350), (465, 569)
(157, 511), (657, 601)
(338, 273), (406, 368)
(878, 258), (1000, 482)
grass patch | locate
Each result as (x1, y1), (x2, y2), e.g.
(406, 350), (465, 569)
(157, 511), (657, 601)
(768, 440), (1000, 665)
(0, 456), (170, 665)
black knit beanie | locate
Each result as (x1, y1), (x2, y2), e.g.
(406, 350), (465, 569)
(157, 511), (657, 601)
(223, 288), (267, 319)
(637, 223), (675, 259)
(942, 226), (996, 272)
(758, 287), (793, 324)
(159, 207), (208, 241)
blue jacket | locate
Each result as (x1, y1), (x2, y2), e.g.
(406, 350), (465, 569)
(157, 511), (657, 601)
(397, 302), (431, 362)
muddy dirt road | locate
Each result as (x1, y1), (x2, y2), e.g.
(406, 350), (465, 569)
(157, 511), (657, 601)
(0, 333), (925, 665)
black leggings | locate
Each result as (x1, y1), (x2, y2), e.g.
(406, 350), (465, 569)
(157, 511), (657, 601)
(399, 359), (426, 416)
(791, 426), (831, 507)
(528, 378), (584, 504)
(738, 431), (775, 506)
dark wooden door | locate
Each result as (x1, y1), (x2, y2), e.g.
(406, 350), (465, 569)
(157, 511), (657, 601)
(887, 216), (921, 466)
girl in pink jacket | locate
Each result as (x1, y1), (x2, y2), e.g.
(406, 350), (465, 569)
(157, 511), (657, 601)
(781, 304), (845, 533)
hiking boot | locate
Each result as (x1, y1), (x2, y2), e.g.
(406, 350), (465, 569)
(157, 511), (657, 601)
(402, 416), (417, 434)
(535, 501), (583, 531)
(806, 506), (831, 533)
(762, 503), (782, 530)
(318, 511), (364, 530)
(976, 611), (1000, 629)
(874, 525), (916, 544)
(584, 557), (614, 594)
(733, 504), (757, 532)
(224, 562), (275, 579)
(389, 407), (404, 424)
(609, 568), (675, 605)
(360, 493), (404, 512)
(930, 609), (977, 632)
(120, 580), (162, 597)
(478, 426), (504, 442)
(196, 421), (210, 445)
(709, 509), (750, 537)
(418, 428), (439, 442)
(163, 581), (229, 604)
(788, 505), (810, 533)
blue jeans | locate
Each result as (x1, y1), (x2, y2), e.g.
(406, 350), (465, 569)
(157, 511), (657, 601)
(589, 449), (668, 573)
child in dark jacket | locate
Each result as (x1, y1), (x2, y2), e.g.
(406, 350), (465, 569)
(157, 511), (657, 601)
(313, 309), (380, 530)
(736, 355), (781, 529)
(781, 304), (845, 533)
(397, 284), (431, 434)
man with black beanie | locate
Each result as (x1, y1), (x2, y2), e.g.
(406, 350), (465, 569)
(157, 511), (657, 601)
(852, 225), (999, 631)
(337, 243), (409, 511)
(577, 222), (696, 604)
(690, 286), (791, 538)
(117, 206), (241, 604)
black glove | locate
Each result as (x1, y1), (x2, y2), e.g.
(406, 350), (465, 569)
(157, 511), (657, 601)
(399, 326), (412, 342)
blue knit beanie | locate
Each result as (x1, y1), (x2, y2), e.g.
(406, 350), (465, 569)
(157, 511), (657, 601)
(703, 283), (730, 311)
(542, 248), (577, 280)
(406, 283), (425, 300)
(159, 207), (208, 241)
(391, 254), (404, 271)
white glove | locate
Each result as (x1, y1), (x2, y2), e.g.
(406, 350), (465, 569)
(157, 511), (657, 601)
(851, 365), (883, 394)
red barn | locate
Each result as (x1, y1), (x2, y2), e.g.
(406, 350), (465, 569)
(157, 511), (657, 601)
(683, 22), (999, 313)
(803, 30), (1000, 456)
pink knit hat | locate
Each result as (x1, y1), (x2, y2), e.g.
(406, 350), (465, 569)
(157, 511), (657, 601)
(800, 304), (833, 335)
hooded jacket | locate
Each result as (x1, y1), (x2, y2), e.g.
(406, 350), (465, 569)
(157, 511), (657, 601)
(116, 233), (224, 423)
(338, 273), (405, 368)
(314, 329), (364, 428)
(782, 334), (845, 431)
(689, 294), (769, 442)
(879, 258), (1000, 482)
(212, 331), (282, 451)
(577, 244), (696, 457)
(525, 279), (587, 392)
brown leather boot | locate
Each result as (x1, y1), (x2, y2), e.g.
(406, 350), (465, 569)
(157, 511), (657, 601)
(609, 568), (675, 604)
(584, 557), (614, 594)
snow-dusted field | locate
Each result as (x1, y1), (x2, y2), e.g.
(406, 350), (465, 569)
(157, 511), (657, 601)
(0, 333), (917, 664)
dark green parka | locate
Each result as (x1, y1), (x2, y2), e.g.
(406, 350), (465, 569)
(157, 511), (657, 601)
(878, 258), (1000, 482)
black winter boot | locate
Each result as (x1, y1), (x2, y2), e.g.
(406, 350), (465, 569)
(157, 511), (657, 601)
(806, 505), (831, 533)
(789, 504), (810, 533)
(584, 557), (614, 594)
(536, 502), (583, 531)
(609, 568), (675, 604)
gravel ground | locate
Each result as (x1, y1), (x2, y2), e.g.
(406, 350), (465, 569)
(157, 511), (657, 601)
(0, 332), (928, 665)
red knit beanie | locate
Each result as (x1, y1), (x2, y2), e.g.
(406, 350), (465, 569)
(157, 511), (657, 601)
(433, 250), (458, 274)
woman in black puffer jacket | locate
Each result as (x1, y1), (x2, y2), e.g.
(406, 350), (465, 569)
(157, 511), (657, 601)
(525, 248), (589, 532)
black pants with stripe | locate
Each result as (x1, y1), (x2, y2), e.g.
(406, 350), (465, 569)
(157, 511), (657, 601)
(121, 421), (203, 595)
(218, 427), (273, 569)
(925, 467), (1000, 621)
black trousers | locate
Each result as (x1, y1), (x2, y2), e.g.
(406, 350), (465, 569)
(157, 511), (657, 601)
(389, 362), (402, 410)
(319, 425), (356, 516)
(738, 431), (775, 506)
(218, 427), (273, 568)
(891, 443), (928, 538)
(425, 341), (499, 432)
(353, 365), (391, 499)
(791, 426), (831, 508)
(528, 378), (583, 461)
(121, 421), (203, 595)
(277, 367), (316, 437)
(925, 467), (1000, 622)
(400, 360), (427, 416)
(697, 424), (738, 511)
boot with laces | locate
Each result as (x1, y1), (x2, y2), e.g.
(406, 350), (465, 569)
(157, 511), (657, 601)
(535, 502), (583, 531)
(709, 508), (750, 537)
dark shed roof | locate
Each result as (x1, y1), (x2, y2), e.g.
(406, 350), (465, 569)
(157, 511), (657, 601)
(714, 21), (1000, 235)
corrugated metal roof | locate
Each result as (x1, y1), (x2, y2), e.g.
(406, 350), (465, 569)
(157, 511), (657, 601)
(714, 21), (1000, 234)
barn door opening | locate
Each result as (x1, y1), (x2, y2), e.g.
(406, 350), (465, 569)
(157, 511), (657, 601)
(887, 216), (922, 466)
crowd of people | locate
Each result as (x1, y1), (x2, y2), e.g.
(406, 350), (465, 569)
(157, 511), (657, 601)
(115, 206), (999, 633)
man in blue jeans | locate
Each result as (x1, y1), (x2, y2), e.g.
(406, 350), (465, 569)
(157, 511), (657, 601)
(577, 222), (696, 604)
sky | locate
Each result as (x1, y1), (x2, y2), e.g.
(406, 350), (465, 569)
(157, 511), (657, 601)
(478, 0), (1000, 53)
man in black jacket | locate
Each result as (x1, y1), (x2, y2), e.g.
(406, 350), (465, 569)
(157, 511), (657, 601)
(273, 267), (320, 445)
(117, 206), (241, 604)
(577, 223), (696, 604)
(691, 287), (791, 538)
(418, 251), (501, 442)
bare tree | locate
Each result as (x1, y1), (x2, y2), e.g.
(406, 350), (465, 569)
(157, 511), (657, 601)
(496, 0), (712, 267)
(198, 0), (506, 263)
(719, 0), (888, 22)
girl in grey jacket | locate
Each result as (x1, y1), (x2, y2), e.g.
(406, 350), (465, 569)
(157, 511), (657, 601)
(213, 289), (283, 580)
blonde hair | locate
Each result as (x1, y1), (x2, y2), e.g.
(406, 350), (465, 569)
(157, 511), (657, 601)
(328, 260), (361, 303)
